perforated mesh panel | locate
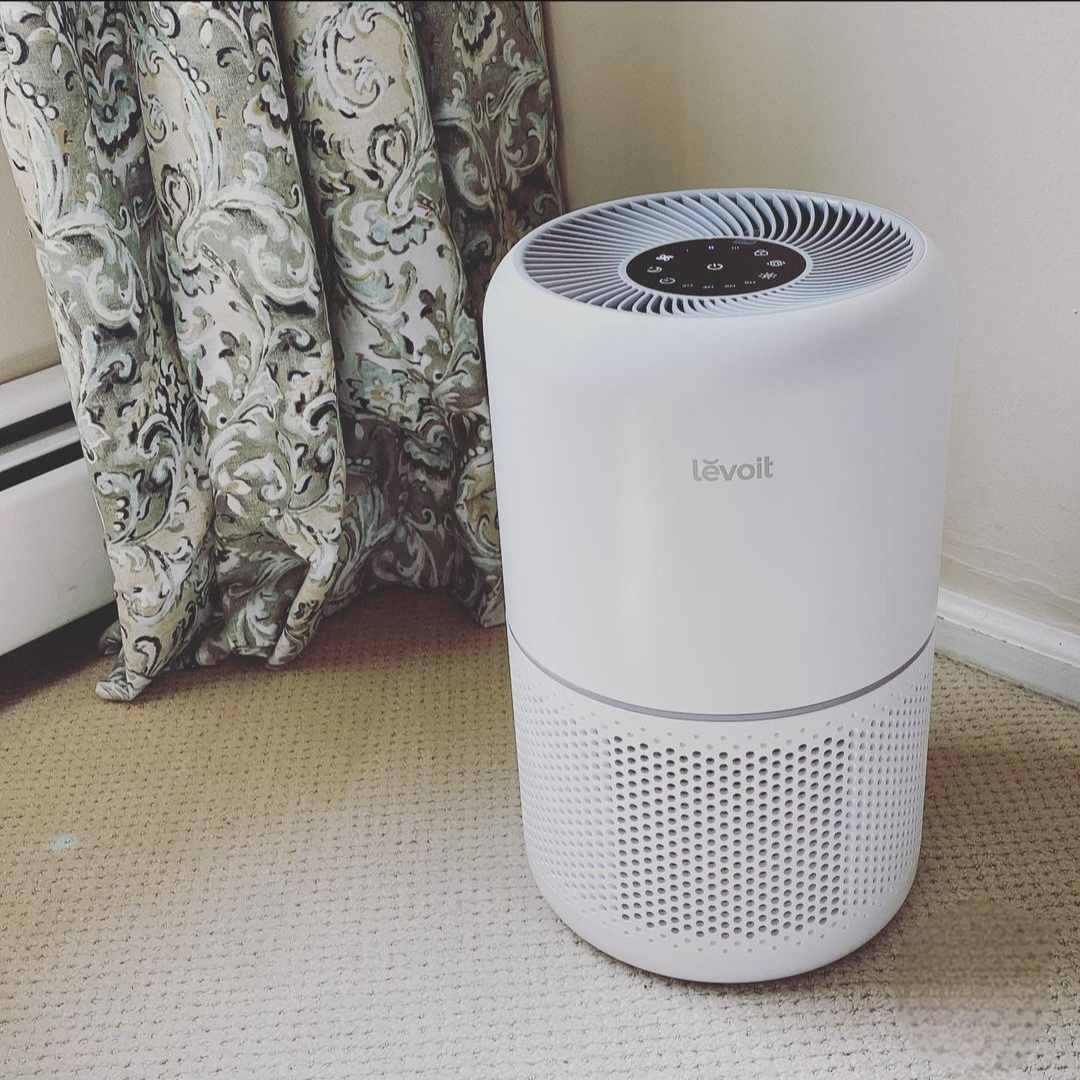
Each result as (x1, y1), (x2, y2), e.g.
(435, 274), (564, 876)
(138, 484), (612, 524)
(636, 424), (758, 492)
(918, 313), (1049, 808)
(511, 639), (932, 957)
(519, 189), (924, 316)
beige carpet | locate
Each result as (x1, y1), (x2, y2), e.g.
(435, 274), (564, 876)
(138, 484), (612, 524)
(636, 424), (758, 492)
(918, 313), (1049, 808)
(1, 591), (1077, 1080)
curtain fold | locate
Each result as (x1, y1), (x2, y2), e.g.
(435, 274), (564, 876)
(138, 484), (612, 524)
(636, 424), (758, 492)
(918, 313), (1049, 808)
(0, 1), (562, 699)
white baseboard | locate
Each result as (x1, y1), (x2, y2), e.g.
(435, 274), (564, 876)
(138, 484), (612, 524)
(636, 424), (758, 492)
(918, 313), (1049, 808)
(936, 587), (1080, 707)
(0, 459), (115, 656)
(1, 366), (115, 657)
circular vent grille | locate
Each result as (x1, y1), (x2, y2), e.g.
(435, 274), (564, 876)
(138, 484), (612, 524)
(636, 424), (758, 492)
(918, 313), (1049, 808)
(519, 189), (924, 316)
(509, 635), (931, 960)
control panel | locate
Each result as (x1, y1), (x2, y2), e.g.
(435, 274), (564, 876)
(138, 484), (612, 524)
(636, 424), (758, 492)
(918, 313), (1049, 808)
(625, 238), (807, 296)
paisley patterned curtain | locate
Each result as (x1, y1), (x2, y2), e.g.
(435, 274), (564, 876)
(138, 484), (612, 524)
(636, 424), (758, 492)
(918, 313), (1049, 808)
(0, 1), (562, 700)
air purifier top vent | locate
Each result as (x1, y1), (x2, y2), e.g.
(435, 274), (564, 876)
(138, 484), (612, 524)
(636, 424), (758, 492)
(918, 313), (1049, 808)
(519, 189), (925, 316)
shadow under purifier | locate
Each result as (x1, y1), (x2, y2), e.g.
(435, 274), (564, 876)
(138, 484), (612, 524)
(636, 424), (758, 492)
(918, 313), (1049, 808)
(483, 189), (957, 981)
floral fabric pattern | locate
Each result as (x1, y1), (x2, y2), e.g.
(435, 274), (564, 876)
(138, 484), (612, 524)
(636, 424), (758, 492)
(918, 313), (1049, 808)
(0, 1), (562, 699)
(414, 1), (562, 320)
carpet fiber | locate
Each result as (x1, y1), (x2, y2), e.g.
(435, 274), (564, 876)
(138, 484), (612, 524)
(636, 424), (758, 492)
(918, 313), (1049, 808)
(1, 591), (1077, 1079)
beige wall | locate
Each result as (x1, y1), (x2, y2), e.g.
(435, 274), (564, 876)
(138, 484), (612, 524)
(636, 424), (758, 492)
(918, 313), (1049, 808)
(0, 158), (55, 383)
(546, 0), (1080, 632)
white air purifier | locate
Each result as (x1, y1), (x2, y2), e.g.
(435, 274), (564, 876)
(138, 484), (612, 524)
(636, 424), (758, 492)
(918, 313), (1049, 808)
(483, 189), (956, 982)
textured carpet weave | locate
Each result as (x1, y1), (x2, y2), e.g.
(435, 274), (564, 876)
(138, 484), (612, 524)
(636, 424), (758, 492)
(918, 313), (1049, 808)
(0, 591), (1077, 1080)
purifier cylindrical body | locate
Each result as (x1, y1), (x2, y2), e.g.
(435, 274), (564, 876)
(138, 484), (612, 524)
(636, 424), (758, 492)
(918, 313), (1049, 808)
(484, 190), (956, 982)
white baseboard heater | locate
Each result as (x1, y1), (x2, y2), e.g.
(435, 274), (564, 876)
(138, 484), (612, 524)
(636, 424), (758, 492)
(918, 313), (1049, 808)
(0, 365), (115, 656)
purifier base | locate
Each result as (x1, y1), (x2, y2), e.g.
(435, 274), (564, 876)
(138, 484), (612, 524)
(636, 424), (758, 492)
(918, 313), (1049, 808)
(509, 634), (934, 983)
(533, 860), (915, 983)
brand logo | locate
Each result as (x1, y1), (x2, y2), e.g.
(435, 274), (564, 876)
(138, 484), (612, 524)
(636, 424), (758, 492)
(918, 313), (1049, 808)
(691, 456), (775, 482)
